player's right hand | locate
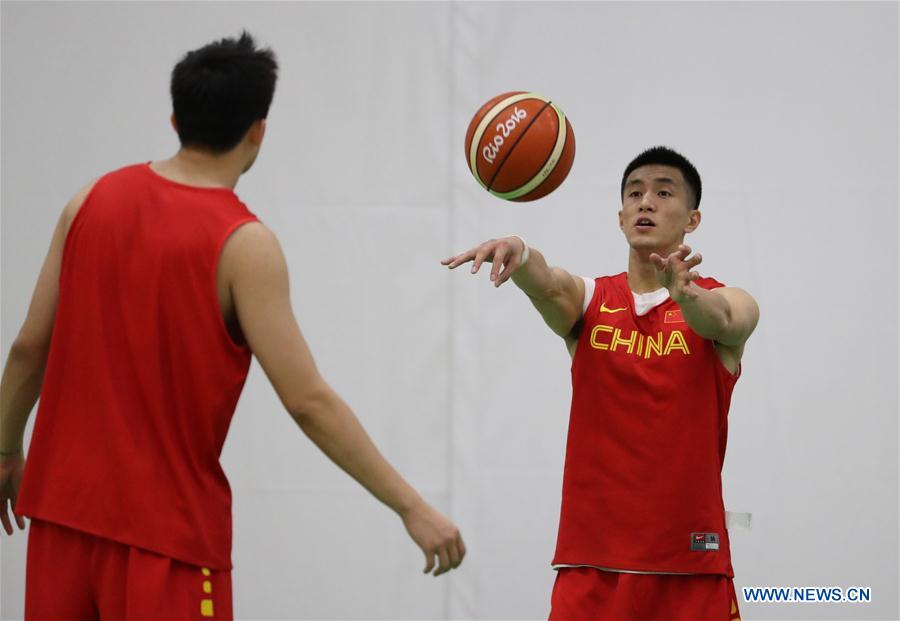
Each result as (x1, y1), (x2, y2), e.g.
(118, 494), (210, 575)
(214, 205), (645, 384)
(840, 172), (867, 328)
(441, 236), (526, 288)
(0, 451), (26, 535)
(401, 499), (466, 576)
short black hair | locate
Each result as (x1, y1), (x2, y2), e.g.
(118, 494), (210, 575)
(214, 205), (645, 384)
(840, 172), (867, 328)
(170, 31), (278, 153)
(621, 146), (702, 209)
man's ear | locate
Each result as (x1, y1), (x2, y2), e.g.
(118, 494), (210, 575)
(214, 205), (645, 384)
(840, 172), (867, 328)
(684, 209), (702, 234)
(248, 119), (266, 146)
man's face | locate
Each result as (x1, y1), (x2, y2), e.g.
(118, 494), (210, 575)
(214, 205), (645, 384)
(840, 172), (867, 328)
(618, 164), (699, 252)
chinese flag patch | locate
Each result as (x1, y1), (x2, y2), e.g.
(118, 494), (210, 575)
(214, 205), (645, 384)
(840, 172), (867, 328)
(664, 309), (685, 324)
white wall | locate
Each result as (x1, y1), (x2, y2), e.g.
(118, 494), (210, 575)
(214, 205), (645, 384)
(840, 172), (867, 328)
(1, 2), (897, 620)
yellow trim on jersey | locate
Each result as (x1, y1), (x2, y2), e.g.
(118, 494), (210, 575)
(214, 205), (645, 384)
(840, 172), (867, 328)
(201, 599), (214, 617)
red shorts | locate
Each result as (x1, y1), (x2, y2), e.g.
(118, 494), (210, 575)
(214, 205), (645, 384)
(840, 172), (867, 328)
(25, 519), (232, 620)
(550, 567), (741, 621)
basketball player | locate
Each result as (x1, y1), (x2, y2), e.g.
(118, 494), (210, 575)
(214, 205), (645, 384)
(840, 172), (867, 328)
(0, 32), (464, 619)
(443, 146), (758, 620)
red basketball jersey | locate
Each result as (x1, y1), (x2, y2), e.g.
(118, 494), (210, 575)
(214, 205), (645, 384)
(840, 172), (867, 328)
(17, 163), (258, 570)
(552, 273), (739, 576)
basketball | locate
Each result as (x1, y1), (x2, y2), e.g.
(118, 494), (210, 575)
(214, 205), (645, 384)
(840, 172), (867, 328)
(464, 91), (575, 202)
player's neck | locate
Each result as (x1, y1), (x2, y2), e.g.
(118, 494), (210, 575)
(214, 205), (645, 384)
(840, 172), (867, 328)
(626, 245), (671, 294)
(154, 148), (246, 190)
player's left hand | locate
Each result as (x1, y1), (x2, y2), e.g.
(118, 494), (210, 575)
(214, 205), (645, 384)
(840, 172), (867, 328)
(0, 451), (27, 536)
(649, 244), (703, 304)
(401, 499), (466, 577)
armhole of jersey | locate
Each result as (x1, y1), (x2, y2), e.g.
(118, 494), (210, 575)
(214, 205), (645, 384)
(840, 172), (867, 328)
(713, 342), (743, 381)
(213, 216), (260, 353)
(59, 177), (104, 282)
(581, 276), (595, 318)
(705, 280), (743, 380)
(568, 276), (596, 361)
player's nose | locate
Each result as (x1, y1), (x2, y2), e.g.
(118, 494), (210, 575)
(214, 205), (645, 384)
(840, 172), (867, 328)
(638, 196), (656, 211)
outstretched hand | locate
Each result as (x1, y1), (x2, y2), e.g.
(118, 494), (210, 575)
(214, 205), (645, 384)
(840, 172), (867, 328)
(441, 236), (526, 288)
(402, 500), (466, 577)
(0, 452), (26, 536)
(649, 244), (703, 304)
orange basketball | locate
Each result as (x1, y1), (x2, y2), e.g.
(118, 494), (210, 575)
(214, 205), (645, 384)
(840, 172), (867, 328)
(464, 91), (575, 202)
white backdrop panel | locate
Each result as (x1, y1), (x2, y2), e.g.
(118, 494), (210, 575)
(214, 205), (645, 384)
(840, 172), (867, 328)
(448, 3), (897, 620)
(1, 2), (456, 618)
(225, 205), (452, 496)
(230, 489), (449, 619)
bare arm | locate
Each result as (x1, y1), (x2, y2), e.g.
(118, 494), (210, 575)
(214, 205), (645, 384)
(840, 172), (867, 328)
(224, 223), (464, 576)
(650, 243), (760, 351)
(677, 286), (759, 347)
(0, 181), (94, 535)
(442, 236), (585, 339)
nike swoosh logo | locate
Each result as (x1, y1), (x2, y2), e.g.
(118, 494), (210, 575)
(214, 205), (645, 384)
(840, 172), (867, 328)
(599, 303), (628, 314)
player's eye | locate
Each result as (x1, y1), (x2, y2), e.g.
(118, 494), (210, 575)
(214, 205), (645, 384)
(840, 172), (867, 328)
(658, 190), (671, 197)
(629, 191), (641, 198)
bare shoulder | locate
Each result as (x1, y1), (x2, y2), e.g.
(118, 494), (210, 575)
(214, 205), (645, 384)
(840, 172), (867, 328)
(711, 286), (756, 303)
(712, 287), (760, 323)
(220, 221), (287, 280)
(223, 220), (279, 251)
(710, 286), (760, 371)
(523, 264), (587, 340)
(61, 178), (99, 232)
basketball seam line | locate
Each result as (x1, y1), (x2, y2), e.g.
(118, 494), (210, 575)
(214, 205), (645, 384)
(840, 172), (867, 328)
(511, 106), (568, 200)
(487, 100), (553, 191)
(469, 93), (538, 188)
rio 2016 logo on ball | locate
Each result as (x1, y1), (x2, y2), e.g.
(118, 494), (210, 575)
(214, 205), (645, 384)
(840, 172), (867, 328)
(465, 91), (575, 202)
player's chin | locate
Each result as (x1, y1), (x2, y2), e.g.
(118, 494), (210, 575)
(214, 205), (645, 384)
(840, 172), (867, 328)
(629, 232), (681, 253)
(627, 236), (659, 252)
